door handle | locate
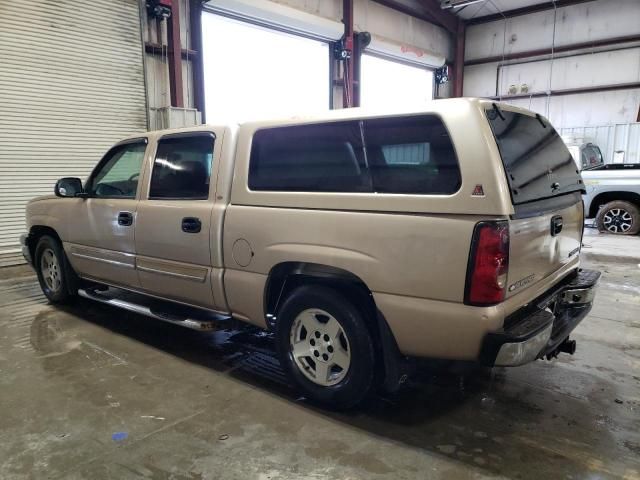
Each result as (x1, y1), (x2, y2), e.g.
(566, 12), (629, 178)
(181, 217), (202, 233)
(117, 211), (133, 226)
(550, 215), (563, 236)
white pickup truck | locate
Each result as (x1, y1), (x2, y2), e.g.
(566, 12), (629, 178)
(582, 163), (640, 235)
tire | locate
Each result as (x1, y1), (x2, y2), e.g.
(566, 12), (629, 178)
(595, 201), (640, 235)
(34, 235), (77, 304)
(275, 285), (376, 409)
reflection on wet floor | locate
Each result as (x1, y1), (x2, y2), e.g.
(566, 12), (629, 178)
(1, 264), (640, 480)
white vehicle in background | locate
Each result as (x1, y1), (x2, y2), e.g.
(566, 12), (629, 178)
(561, 139), (639, 235)
(582, 163), (640, 235)
(565, 142), (604, 171)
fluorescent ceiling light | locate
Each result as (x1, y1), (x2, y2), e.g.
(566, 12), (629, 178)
(441, 0), (485, 10)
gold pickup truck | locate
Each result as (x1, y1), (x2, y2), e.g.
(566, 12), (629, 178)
(21, 99), (600, 408)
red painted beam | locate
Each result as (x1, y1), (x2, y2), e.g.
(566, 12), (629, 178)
(342, 0), (356, 107)
(466, 0), (596, 25)
(452, 19), (465, 97)
(167, 0), (184, 108)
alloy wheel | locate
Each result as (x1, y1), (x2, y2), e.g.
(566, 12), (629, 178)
(289, 308), (351, 386)
(40, 248), (61, 293)
(603, 208), (633, 233)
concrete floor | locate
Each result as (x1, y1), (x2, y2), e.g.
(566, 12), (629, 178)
(1, 230), (639, 479)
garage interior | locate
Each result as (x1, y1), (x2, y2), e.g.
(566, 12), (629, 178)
(1, 0), (639, 478)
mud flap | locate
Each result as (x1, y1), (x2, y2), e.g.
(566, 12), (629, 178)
(377, 310), (412, 393)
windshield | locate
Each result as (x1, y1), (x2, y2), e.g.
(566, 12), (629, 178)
(486, 107), (584, 205)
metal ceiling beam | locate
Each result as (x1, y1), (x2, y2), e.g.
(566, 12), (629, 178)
(418, 0), (458, 33)
(465, 33), (640, 66)
(465, 0), (597, 26)
(370, 0), (458, 34)
(489, 81), (640, 101)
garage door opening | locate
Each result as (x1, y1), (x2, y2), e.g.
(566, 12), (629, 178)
(202, 13), (330, 123)
(360, 54), (434, 111)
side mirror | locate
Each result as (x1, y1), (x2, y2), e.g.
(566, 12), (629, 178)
(54, 177), (84, 198)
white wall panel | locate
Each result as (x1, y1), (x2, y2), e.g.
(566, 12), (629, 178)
(463, 0), (640, 129)
(465, 0), (640, 61)
(463, 62), (500, 98)
(0, 0), (148, 266)
(501, 89), (640, 129)
(498, 48), (640, 96)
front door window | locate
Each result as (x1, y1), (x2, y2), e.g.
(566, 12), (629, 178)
(87, 141), (147, 198)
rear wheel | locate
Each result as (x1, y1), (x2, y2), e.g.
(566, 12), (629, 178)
(35, 235), (77, 303)
(595, 201), (640, 235)
(275, 285), (376, 409)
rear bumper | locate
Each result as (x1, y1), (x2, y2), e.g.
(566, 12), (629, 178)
(479, 268), (601, 366)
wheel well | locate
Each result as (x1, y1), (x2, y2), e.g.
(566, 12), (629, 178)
(265, 262), (408, 391)
(265, 262), (377, 328)
(588, 191), (640, 218)
(28, 226), (61, 259)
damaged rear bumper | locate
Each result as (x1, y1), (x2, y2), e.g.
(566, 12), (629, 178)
(480, 269), (601, 367)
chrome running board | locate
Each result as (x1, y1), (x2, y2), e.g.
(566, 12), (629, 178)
(78, 287), (230, 332)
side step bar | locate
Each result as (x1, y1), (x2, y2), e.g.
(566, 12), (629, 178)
(78, 288), (230, 332)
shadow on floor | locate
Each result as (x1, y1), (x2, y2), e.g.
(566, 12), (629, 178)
(28, 297), (636, 479)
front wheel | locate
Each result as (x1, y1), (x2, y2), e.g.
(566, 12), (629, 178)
(595, 201), (640, 235)
(275, 285), (376, 409)
(35, 235), (77, 304)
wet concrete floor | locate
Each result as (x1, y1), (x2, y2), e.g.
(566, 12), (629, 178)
(1, 242), (639, 479)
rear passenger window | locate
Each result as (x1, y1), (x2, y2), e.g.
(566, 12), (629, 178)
(249, 121), (368, 192)
(149, 133), (215, 199)
(248, 115), (460, 195)
(363, 116), (460, 194)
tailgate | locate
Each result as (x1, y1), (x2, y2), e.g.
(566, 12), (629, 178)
(485, 106), (585, 298)
(506, 195), (583, 299)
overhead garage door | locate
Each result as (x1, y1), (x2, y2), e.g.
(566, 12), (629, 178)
(0, 0), (148, 267)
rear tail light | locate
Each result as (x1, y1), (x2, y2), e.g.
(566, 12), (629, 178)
(465, 221), (510, 306)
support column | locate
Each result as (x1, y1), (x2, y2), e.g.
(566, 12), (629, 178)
(189, 0), (205, 118)
(453, 19), (465, 98)
(167, 0), (184, 108)
(342, 0), (355, 108)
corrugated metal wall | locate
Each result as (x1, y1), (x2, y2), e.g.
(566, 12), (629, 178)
(0, 0), (148, 267)
(560, 123), (640, 165)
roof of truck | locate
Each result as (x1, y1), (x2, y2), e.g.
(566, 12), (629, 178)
(120, 98), (538, 141)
